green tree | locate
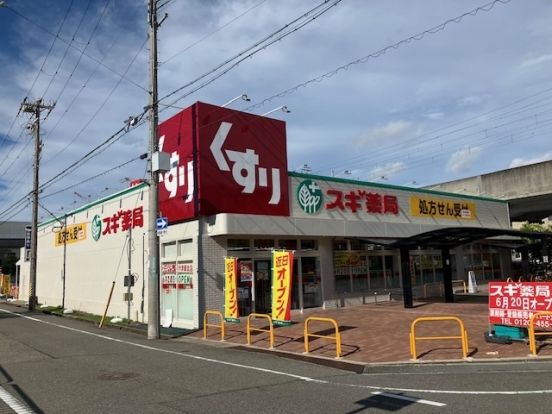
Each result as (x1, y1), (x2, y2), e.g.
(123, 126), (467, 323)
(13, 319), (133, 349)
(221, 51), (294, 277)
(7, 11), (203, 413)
(520, 221), (552, 233)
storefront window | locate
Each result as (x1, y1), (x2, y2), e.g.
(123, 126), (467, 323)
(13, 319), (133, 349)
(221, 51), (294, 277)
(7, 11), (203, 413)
(421, 254), (435, 285)
(300, 240), (318, 251)
(384, 255), (399, 288)
(349, 239), (362, 250)
(433, 254), (443, 283)
(334, 251), (351, 293)
(492, 252), (501, 279)
(333, 240), (348, 251)
(292, 259), (300, 310)
(162, 241), (176, 258)
(237, 259), (253, 316)
(160, 260), (194, 321)
(178, 239), (193, 258)
(351, 253), (368, 292)
(254, 239), (275, 251)
(227, 239), (250, 251)
(369, 256), (384, 289)
(302, 257), (322, 308)
(279, 239), (297, 250)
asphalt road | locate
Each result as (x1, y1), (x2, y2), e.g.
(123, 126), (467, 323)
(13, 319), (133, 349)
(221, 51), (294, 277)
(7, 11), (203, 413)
(1, 303), (552, 413)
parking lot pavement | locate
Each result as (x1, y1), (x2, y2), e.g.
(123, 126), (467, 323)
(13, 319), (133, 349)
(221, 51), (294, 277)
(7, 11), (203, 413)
(195, 294), (552, 365)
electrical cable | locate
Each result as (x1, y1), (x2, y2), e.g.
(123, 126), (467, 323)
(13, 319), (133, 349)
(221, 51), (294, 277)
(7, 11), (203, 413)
(3, 3), (148, 92)
(40, 0), (94, 99)
(49, 36), (148, 160)
(41, 153), (147, 200)
(158, 0), (343, 105)
(159, 0), (268, 65)
(245, 0), (512, 112)
(0, 0), (75, 162)
(42, 32), (121, 144)
(47, 0), (112, 105)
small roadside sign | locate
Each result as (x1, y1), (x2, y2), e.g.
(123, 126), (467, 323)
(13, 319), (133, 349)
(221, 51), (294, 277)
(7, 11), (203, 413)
(156, 217), (168, 236)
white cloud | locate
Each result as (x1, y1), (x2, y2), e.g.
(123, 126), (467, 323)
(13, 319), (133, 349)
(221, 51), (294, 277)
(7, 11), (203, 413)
(425, 112), (444, 120)
(509, 152), (552, 168)
(2, 0), (552, 220)
(446, 147), (483, 173)
(356, 121), (412, 147)
(369, 162), (406, 180)
(520, 54), (552, 68)
(456, 95), (485, 108)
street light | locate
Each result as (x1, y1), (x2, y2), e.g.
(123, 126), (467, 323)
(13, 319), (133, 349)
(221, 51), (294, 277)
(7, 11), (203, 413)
(261, 105), (290, 116)
(221, 93), (250, 108)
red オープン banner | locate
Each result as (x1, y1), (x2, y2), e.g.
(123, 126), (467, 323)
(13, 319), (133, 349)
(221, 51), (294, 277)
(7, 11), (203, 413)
(271, 250), (294, 326)
(224, 257), (239, 322)
(488, 281), (552, 327)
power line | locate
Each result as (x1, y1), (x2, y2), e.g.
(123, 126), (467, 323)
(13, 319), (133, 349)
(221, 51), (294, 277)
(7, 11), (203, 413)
(315, 102), (552, 176)
(41, 153), (147, 200)
(245, 0), (512, 112)
(48, 36), (148, 161)
(49, 0), (114, 106)
(0, 0), (75, 154)
(40, 0), (94, 99)
(39, 105), (149, 193)
(0, 201), (30, 226)
(42, 32), (121, 144)
(159, 0), (268, 65)
(158, 0), (343, 106)
(3, 2), (148, 92)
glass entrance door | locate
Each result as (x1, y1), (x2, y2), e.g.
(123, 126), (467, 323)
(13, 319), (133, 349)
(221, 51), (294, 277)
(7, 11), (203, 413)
(254, 260), (271, 314)
(301, 257), (322, 308)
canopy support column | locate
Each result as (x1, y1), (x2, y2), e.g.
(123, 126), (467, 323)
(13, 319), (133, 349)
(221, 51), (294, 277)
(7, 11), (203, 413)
(442, 247), (454, 303)
(400, 246), (413, 308)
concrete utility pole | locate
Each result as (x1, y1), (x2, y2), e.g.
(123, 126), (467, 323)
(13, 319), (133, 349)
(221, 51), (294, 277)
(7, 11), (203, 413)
(147, 0), (160, 339)
(61, 214), (67, 309)
(21, 98), (55, 311)
(127, 225), (132, 321)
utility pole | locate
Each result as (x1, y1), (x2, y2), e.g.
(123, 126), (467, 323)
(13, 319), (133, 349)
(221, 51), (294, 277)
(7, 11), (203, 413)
(61, 213), (67, 309)
(147, 0), (160, 339)
(127, 225), (132, 321)
(21, 98), (55, 311)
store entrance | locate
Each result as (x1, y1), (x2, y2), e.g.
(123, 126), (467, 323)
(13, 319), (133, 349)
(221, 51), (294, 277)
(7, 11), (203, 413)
(254, 260), (271, 314)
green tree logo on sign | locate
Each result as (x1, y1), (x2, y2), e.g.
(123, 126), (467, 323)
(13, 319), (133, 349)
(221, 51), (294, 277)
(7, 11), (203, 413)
(297, 180), (323, 214)
(91, 215), (102, 241)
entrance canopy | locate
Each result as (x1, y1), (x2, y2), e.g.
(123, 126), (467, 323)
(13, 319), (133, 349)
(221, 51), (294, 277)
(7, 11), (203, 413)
(383, 226), (552, 309)
(387, 226), (552, 249)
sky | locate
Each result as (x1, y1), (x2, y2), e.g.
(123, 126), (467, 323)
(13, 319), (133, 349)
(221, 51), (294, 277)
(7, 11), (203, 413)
(1, 0), (551, 223)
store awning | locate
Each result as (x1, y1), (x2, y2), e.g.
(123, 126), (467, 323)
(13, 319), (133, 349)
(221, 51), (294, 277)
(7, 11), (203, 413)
(388, 227), (552, 249)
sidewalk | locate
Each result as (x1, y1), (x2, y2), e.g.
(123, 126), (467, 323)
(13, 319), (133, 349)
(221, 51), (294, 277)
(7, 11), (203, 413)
(190, 294), (552, 366)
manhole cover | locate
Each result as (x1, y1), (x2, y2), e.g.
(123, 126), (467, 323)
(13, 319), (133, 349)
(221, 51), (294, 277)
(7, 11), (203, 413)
(97, 371), (140, 381)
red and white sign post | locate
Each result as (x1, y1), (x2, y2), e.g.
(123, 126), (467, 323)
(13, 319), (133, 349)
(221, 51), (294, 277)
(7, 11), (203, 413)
(489, 281), (552, 328)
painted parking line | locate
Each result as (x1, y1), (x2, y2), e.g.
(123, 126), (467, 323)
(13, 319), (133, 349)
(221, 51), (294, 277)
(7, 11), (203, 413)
(371, 391), (446, 407)
(0, 387), (34, 414)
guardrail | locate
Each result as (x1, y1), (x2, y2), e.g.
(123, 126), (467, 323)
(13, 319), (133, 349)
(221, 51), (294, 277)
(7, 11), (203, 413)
(409, 316), (469, 360)
(304, 316), (341, 359)
(528, 311), (552, 356)
(203, 310), (225, 341)
(246, 313), (274, 349)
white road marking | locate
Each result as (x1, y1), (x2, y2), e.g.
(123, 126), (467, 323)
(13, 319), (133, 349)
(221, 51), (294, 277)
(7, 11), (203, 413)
(0, 386), (34, 414)
(3, 307), (552, 397)
(371, 391), (446, 407)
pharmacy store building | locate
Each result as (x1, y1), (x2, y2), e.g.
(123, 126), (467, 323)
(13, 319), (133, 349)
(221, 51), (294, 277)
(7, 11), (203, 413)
(26, 102), (514, 329)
